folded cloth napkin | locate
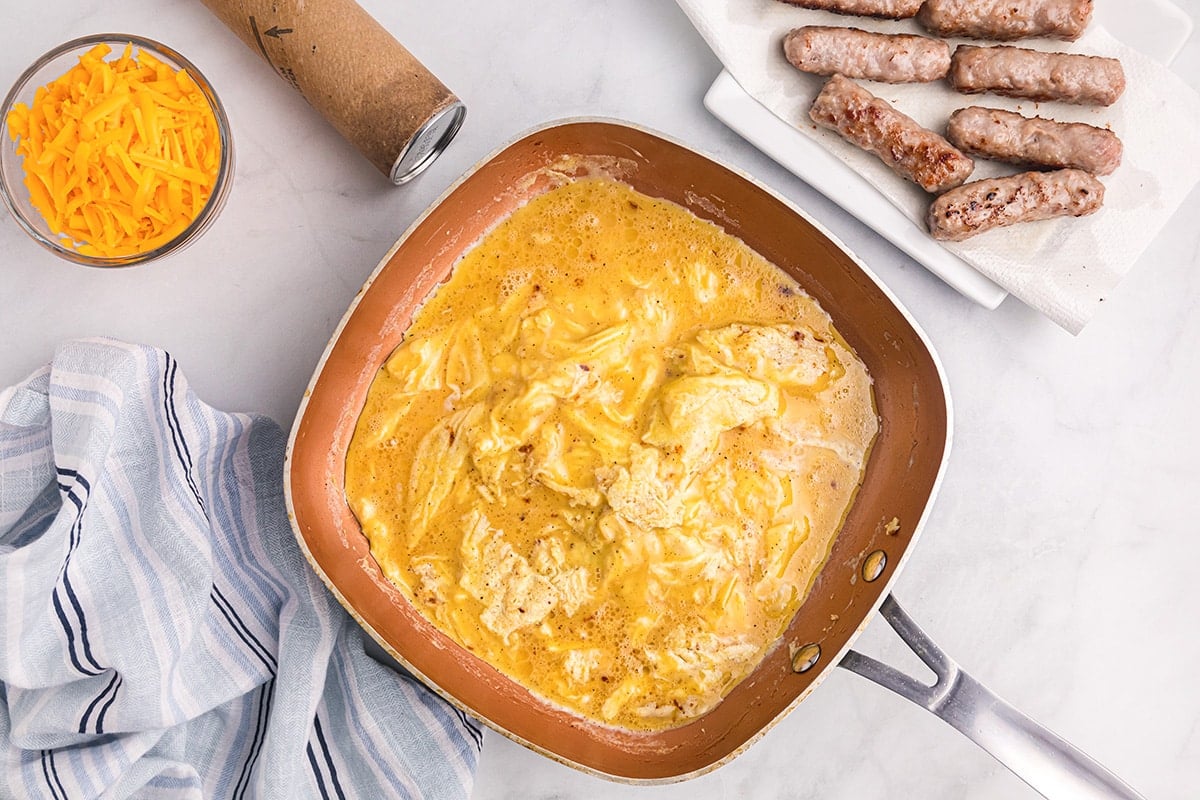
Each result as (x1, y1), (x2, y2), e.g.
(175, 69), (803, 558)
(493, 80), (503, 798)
(0, 339), (482, 799)
(676, 0), (1200, 333)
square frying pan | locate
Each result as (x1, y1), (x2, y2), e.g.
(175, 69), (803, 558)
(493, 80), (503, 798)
(284, 119), (1140, 795)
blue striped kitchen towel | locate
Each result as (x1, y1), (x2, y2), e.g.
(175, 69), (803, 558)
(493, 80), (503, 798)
(0, 338), (482, 800)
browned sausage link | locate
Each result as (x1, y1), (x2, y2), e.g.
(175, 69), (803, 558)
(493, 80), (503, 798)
(784, 27), (950, 83)
(927, 169), (1104, 241)
(810, 75), (974, 193)
(916, 0), (1093, 41)
(950, 45), (1125, 106)
(775, 0), (923, 19)
(947, 106), (1123, 176)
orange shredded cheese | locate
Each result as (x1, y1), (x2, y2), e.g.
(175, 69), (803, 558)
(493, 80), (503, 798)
(5, 43), (222, 258)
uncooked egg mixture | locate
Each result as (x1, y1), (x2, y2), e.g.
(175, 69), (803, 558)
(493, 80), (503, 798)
(345, 177), (878, 731)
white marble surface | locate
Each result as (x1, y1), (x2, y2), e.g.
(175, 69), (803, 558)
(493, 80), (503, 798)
(2, 1), (1198, 798)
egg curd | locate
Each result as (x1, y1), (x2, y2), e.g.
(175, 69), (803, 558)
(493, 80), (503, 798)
(345, 177), (878, 731)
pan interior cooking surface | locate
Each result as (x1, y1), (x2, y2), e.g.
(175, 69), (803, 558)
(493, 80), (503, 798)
(285, 120), (949, 781)
(343, 176), (878, 733)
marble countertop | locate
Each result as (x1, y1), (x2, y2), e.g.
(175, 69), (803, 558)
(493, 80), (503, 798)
(2, 2), (1197, 798)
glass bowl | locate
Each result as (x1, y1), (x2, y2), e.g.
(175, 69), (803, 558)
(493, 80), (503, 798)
(0, 34), (234, 267)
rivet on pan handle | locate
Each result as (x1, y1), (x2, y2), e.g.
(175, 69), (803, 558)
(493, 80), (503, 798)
(839, 595), (1146, 800)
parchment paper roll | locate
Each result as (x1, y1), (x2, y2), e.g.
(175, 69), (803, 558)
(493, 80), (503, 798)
(198, 0), (465, 183)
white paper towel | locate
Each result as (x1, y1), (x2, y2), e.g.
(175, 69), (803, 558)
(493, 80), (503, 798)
(677, 0), (1200, 333)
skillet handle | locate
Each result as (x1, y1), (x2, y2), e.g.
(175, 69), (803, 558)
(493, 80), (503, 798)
(839, 595), (1145, 800)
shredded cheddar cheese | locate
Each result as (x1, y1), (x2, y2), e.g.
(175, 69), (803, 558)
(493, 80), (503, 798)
(5, 43), (222, 258)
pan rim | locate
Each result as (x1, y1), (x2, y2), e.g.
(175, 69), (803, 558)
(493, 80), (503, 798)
(283, 115), (955, 783)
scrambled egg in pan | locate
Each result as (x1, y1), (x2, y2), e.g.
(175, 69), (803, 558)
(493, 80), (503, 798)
(345, 178), (878, 731)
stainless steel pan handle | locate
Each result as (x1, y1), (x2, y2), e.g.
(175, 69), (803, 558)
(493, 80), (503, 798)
(840, 595), (1145, 800)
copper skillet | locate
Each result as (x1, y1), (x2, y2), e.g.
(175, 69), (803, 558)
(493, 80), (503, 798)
(284, 119), (1143, 798)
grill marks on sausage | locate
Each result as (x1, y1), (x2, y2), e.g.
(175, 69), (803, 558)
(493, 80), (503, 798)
(927, 169), (1104, 241)
(784, 27), (951, 83)
(810, 75), (974, 193)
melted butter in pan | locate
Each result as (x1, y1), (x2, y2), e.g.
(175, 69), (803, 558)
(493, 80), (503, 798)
(345, 178), (878, 731)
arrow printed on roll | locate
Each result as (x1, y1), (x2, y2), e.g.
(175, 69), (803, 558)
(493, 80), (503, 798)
(247, 15), (301, 91)
(200, 0), (465, 183)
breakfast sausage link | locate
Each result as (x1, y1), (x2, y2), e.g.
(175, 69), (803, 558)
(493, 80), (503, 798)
(809, 74), (974, 194)
(947, 106), (1123, 176)
(775, 0), (923, 19)
(949, 45), (1125, 106)
(784, 27), (950, 84)
(927, 169), (1104, 241)
(916, 0), (1093, 41)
